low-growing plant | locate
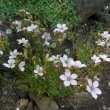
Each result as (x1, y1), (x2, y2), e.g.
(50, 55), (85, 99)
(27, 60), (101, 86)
(0, 0), (81, 29)
(0, 6), (110, 100)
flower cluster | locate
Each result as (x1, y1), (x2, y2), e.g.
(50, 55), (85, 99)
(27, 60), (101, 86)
(96, 31), (110, 46)
(2, 10), (110, 99)
(91, 54), (110, 64)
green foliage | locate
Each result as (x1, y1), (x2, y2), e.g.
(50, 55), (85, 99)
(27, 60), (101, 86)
(0, 0), (81, 29)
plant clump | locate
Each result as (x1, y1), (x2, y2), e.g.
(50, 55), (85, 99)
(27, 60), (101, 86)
(0, 4), (110, 100)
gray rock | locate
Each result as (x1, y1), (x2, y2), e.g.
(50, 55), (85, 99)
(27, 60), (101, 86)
(29, 93), (59, 110)
(26, 101), (33, 110)
(19, 98), (29, 110)
(15, 80), (28, 98)
(72, 0), (110, 21)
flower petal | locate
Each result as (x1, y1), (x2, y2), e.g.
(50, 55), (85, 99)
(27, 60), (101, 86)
(62, 24), (66, 28)
(60, 75), (67, 80)
(86, 85), (91, 93)
(38, 73), (43, 76)
(93, 81), (99, 88)
(34, 70), (38, 73)
(71, 74), (77, 79)
(91, 91), (98, 99)
(70, 80), (77, 85)
(65, 69), (71, 77)
(87, 79), (92, 86)
(95, 88), (102, 94)
(64, 81), (70, 86)
(57, 24), (61, 28)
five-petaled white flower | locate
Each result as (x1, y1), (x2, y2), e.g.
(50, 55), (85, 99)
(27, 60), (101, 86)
(42, 32), (51, 46)
(19, 61), (25, 71)
(42, 32), (51, 40)
(95, 40), (106, 46)
(99, 54), (110, 62)
(0, 50), (3, 55)
(60, 54), (73, 68)
(99, 31), (110, 40)
(91, 54), (101, 63)
(34, 65), (44, 76)
(71, 60), (86, 68)
(86, 79), (102, 99)
(42, 40), (50, 46)
(27, 24), (38, 31)
(17, 38), (29, 46)
(9, 49), (19, 59)
(3, 59), (15, 68)
(54, 24), (68, 33)
(48, 55), (61, 67)
(12, 20), (22, 32)
(60, 69), (78, 86)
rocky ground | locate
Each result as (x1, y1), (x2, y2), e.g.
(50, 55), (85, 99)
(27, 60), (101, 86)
(0, 66), (110, 110)
(0, 15), (110, 110)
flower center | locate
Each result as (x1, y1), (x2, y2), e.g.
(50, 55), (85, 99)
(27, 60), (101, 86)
(67, 77), (71, 81)
(90, 85), (95, 91)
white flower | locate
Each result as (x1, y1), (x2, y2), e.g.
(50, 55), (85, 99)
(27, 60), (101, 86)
(95, 40), (106, 46)
(48, 55), (56, 61)
(0, 50), (3, 55)
(105, 6), (109, 10)
(51, 43), (56, 48)
(17, 38), (29, 46)
(12, 20), (21, 25)
(48, 55), (61, 67)
(99, 54), (110, 62)
(99, 31), (110, 40)
(71, 60), (86, 68)
(42, 40), (50, 46)
(41, 32), (51, 40)
(26, 12), (30, 14)
(16, 26), (22, 32)
(34, 65), (44, 76)
(42, 33), (51, 46)
(65, 49), (70, 55)
(91, 54), (101, 63)
(12, 20), (22, 32)
(60, 69), (78, 86)
(54, 24), (68, 33)
(16, 107), (19, 110)
(27, 24), (38, 31)
(6, 29), (12, 34)
(19, 61), (25, 71)
(86, 79), (102, 99)
(60, 54), (73, 68)
(9, 49), (19, 59)
(3, 59), (15, 68)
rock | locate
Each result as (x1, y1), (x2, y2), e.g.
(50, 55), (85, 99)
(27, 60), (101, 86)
(29, 93), (59, 110)
(26, 101), (33, 110)
(33, 105), (41, 110)
(15, 80), (28, 98)
(19, 98), (29, 110)
(72, 0), (110, 21)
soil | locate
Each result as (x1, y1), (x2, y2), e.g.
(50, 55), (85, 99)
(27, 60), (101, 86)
(0, 16), (110, 110)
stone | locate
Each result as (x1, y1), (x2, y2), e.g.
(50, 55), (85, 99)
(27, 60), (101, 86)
(15, 80), (28, 98)
(19, 98), (29, 110)
(33, 105), (41, 110)
(29, 93), (59, 110)
(72, 0), (110, 21)
(26, 101), (33, 110)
